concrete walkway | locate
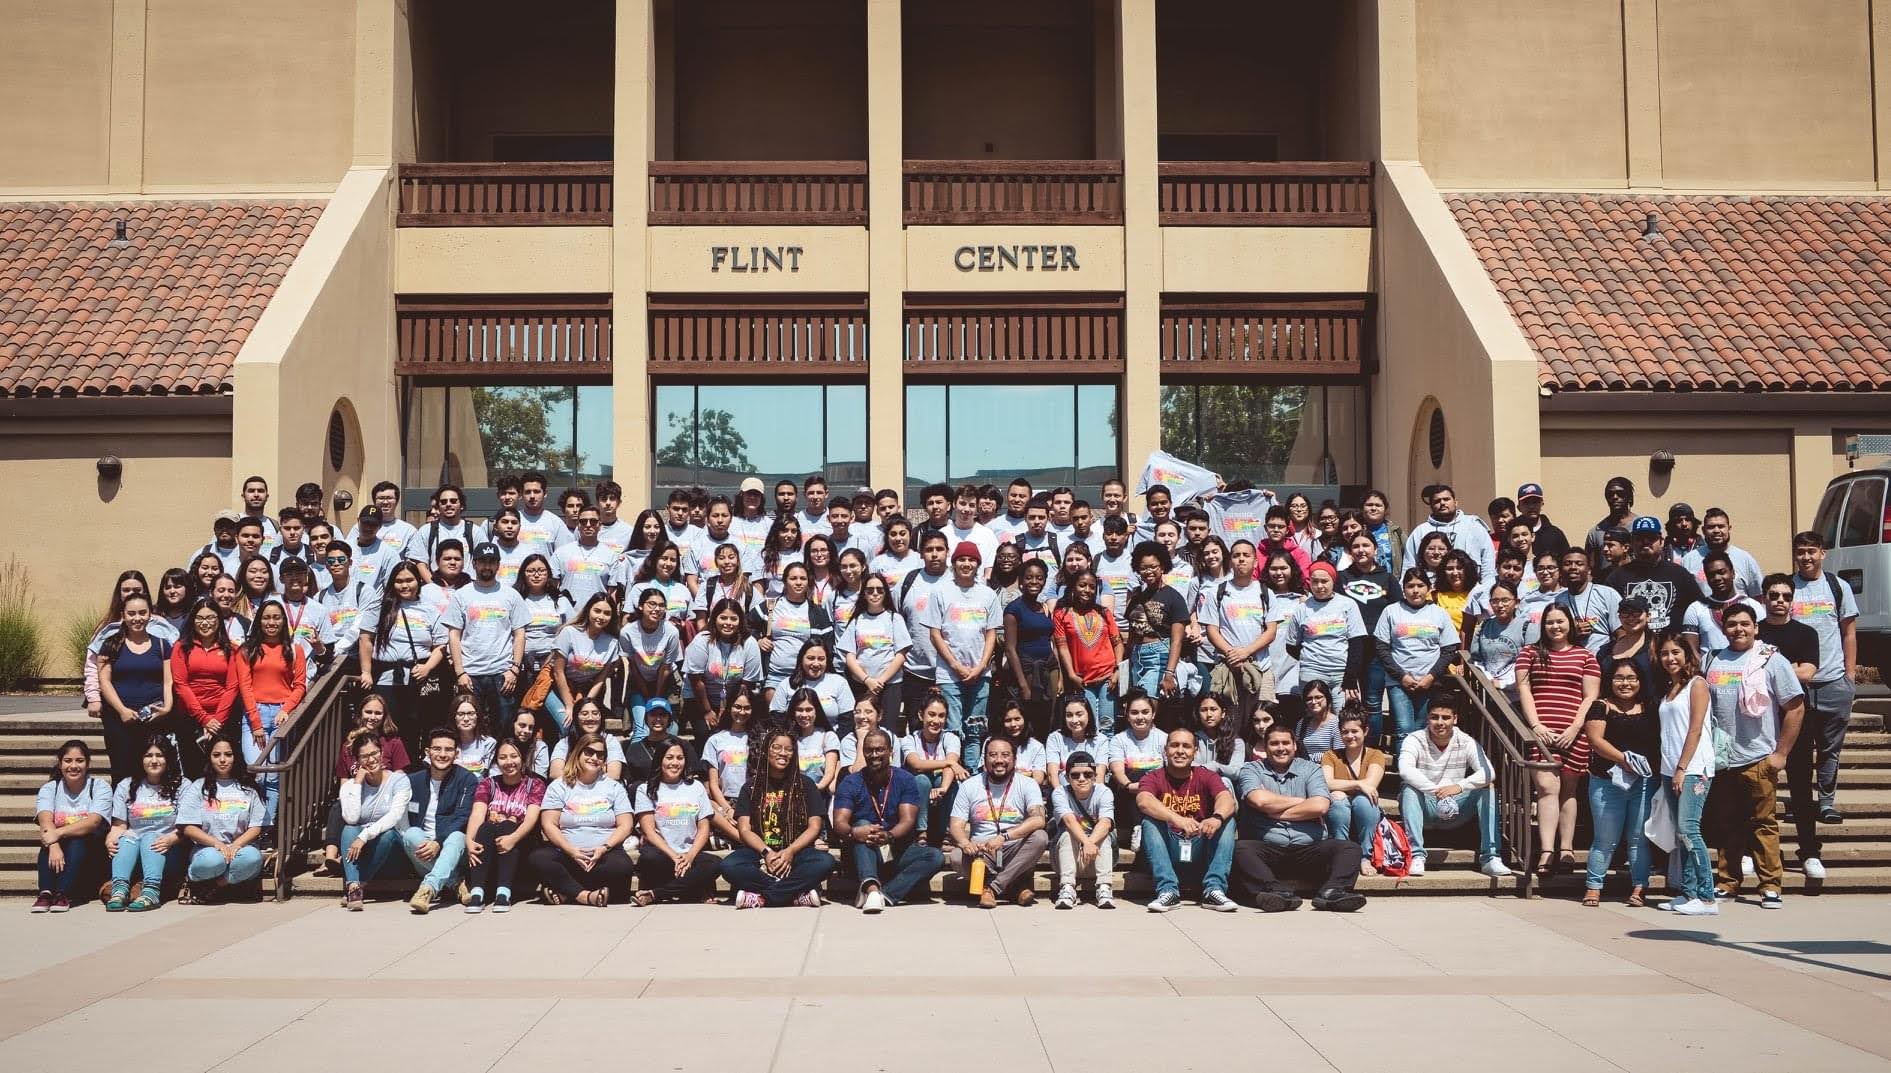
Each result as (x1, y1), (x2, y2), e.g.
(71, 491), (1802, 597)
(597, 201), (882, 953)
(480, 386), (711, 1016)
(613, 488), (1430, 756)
(1, 894), (1888, 1071)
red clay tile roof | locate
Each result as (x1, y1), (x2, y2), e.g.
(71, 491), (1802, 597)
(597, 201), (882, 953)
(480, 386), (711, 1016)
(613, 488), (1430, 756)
(1449, 193), (1891, 393)
(0, 200), (323, 398)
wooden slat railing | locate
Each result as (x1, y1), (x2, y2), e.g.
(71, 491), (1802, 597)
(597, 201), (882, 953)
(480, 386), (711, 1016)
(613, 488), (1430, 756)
(1451, 664), (1562, 898)
(904, 293), (1123, 372)
(1158, 161), (1373, 226)
(648, 295), (869, 373)
(904, 160), (1124, 225)
(649, 161), (868, 225)
(396, 162), (613, 226)
(251, 663), (354, 901)
(396, 295), (613, 379)
(1159, 296), (1371, 376)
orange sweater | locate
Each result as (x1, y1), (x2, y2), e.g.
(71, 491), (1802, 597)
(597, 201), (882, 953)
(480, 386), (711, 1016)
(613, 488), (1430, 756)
(235, 642), (306, 734)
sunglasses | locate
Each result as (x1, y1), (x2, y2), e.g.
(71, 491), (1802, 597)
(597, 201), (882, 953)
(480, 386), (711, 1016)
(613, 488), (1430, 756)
(1067, 770), (1095, 780)
(325, 556), (350, 565)
(582, 747), (607, 758)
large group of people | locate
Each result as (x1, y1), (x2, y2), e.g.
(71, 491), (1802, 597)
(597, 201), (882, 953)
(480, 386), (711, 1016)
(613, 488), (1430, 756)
(32, 467), (1855, 921)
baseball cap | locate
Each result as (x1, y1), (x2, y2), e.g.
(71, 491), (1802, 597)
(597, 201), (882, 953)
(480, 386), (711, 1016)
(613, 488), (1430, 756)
(1629, 516), (1662, 536)
(1620, 595), (1651, 614)
(212, 510), (240, 527)
(471, 541), (501, 560)
(952, 540), (982, 562)
(1063, 750), (1097, 772)
(1516, 483), (1545, 502)
(738, 477), (764, 494)
(1668, 502), (1696, 520)
(357, 505), (382, 526)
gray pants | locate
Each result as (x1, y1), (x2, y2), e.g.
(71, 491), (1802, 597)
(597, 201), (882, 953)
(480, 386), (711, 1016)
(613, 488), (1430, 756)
(947, 830), (1049, 899)
(1053, 828), (1117, 892)
(1789, 676), (1855, 856)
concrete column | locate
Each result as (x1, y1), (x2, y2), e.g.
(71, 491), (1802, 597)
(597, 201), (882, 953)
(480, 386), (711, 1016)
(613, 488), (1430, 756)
(352, 0), (396, 168)
(106, 0), (146, 194)
(1374, 0), (1418, 162)
(1874, 0), (1891, 189)
(615, 0), (653, 496)
(1622, 0), (1663, 189)
(1118, 0), (1160, 501)
(865, 0), (905, 495)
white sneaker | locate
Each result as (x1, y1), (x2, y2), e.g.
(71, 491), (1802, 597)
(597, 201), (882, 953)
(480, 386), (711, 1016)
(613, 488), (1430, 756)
(1740, 855), (1755, 878)
(1054, 887), (1077, 910)
(1803, 858), (1827, 880)
(1657, 898), (1695, 913)
(1674, 899), (1719, 916)
(1408, 856), (1426, 877)
(1129, 826), (1142, 853)
(1094, 886), (1116, 910)
(1479, 858), (1513, 878)
(861, 889), (886, 914)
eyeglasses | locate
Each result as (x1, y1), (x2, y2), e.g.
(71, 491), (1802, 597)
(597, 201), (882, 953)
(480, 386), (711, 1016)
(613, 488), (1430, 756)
(1067, 770), (1095, 780)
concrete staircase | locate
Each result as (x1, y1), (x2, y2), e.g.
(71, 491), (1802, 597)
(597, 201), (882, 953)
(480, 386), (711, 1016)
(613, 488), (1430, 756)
(4, 702), (1887, 900)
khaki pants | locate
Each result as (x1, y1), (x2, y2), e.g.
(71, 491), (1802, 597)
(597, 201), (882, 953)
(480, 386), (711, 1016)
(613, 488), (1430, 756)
(947, 830), (1049, 899)
(1710, 759), (1782, 895)
(1210, 660), (1277, 713)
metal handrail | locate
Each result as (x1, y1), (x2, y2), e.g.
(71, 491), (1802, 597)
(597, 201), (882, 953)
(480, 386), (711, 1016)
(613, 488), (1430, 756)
(251, 663), (356, 901)
(1449, 664), (1560, 897)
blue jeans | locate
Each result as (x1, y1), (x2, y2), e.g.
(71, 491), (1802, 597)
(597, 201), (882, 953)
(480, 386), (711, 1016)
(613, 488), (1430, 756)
(1130, 641), (1172, 697)
(1361, 661), (1386, 744)
(241, 702), (283, 827)
(1385, 682), (1431, 758)
(1139, 817), (1234, 896)
(1325, 792), (1383, 855)
(339, 825), (405, 886)
(624, 692), (673, 745)
(37, 837), (95, 896)
(400, 828), (467, 892)
(849, 840), (945, 905)
(937, 672), (990, 773)
(720, 846), (837, 906)
(1670, 774), (1715, 903)
(1586, 774), (1657, 889)
(467, 672), (517, 730)
(110, 832), (187, 896)
(1078, 680), (1115, 735)
(910, 773), (952, 835)
(1399, 785), (1500, 862)
(188, 843), (264, 884)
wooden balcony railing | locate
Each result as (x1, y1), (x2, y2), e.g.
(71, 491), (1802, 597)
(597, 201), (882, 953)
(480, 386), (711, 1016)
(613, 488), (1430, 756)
(649, 295), (869, 374)
(1158, 161), (1373, 226)
(396, 162), (613, 226)
(648, 162), (868, 225)
(396, 295), (613, 379)
(904, 160), (1124, 226)
(1160, 296), (1371, 377)
(905, 293), (1124, 372)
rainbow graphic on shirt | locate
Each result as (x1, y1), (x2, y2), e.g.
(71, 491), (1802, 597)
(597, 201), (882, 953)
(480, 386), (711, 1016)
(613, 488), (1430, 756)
(329, 607), (360, 630)
(1792, 597), (1836, 620)
(654, 800), (701, 822)
(469, 604), (511, 625)
(1708, 669), (1746, 688)
(1393, 621), (1441, 640)
(564, 556), (605, 577)
(716, 746), (749, 769)
(798, 748), (828, 775)
(214, 796), (251, 815)
(973, 799), (1027, 827)
(497, 563), (520, 585)
(1304, 616), (1352, 638)
(565, 797), (612, 818)
(771, 606), (806, 633)
(128, 800), (176, 822)
(856, 628), (894, 650)
(528, 608), (562, 629)
(1224, 601), (1268, 624)
(635, 645), (666, 668)
(947, 604), (988, 627)
(568, 646), (612, 671)
(394, 608), (432, 634)
(1149, 466), (1189, 487)
(1220, 515), (1264, 537)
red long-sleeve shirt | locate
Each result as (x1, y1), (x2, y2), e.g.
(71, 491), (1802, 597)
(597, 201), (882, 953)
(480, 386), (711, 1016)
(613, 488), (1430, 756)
(172, 642), (239, 732)
(234, 642), (306, 734)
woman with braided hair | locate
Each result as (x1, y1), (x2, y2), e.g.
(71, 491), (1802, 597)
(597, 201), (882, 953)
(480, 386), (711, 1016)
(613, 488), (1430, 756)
(719, 726), (835, 908)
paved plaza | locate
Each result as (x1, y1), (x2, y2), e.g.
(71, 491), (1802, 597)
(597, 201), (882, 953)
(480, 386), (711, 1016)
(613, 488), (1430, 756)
(1, 895), (1888, 1072)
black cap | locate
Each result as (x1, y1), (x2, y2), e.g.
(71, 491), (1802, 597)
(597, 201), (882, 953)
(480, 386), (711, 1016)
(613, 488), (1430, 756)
(471, 541), (501, 560)
(356, 505), (381, 525)
(1064, 750), (1098, 771)
(1668, 502), (1696, 520)
(1620, 595), (1651, 613)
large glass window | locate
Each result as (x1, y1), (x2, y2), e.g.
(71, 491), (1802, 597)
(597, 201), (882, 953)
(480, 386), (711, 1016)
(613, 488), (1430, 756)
(905, 383), (1118, 503)
(654, 383), (867, 498)
(402, 385), (612, 518)
(1159, 383), (1366, 503)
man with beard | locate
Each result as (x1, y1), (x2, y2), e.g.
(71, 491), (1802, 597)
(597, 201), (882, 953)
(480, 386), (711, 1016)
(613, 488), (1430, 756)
(1602, 516), (1699, 633)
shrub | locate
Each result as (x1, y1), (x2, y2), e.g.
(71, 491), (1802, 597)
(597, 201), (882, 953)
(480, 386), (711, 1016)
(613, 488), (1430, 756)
(63, 608), (104, 680)
(0, 558), (46, 690)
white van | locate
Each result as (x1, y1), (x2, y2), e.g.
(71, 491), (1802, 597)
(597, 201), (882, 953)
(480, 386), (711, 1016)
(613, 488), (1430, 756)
(1812, 467), (1891, 681)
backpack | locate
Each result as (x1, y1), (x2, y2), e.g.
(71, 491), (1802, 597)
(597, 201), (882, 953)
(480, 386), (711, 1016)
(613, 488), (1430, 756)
(1371, 816), (1415, 880)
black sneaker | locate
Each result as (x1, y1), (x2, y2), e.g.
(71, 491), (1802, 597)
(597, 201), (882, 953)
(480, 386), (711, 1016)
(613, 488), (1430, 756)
(1146, 891), (1183, 913)
(492, 892), (512, 914)
(1820, 807), (1844, 825)
(1312, 888), (1367, 913)
(1253, 889), (1302, 913)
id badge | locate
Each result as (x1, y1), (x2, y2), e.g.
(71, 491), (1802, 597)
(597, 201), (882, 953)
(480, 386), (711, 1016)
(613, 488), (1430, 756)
(1178, 836), (1194, 864)
(878, 843), (892, 863)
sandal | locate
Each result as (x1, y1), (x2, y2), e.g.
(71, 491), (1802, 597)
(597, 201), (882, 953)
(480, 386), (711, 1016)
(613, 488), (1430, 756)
(127, 892), (161, 913)
(632, 890), (656, 907)
(1626, 887), (1645, 908)
(540, 886), (565, 906)
(1558, 852), (1578, 875)
(577, 889), (609, 908)
(1581, 889), (1601, 907)
(1534, 853), (1554, 880)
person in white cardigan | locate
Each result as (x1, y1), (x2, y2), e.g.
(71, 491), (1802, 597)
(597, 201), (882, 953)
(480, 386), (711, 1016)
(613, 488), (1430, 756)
(337, 728), (411, 910)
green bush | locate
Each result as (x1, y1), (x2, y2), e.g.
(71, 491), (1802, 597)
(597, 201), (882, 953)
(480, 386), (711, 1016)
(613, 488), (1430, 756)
(63, 609), (104, 680)
(0, 558), (46, 690)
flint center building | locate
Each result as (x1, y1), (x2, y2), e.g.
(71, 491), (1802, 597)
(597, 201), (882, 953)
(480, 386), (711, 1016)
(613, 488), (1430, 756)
(4, 0), (1890, 631)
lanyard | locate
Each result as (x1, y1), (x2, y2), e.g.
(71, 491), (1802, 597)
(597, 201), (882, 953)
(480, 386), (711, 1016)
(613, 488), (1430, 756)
(864, 772), (895, 825)
(984, 776), (1013, 835)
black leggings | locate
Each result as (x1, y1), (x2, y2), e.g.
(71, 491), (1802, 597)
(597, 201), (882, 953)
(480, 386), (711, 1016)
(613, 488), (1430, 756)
(467, 820), (531, 898)
(527, 844), (635, 901)
(634, 845), (722, 902)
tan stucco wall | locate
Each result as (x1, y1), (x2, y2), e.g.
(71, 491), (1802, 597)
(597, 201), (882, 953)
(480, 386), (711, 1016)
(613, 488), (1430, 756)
(1161, 228), (1372, 293)
(0, 0), (113, 190)
(1375, 162), (1541, 529)
(1539, 419), (1796, 572)
(1656, 0), (1876, 189)
(233, 167), (397, 508)
(905, 226), (1124, 292)
(647, 227), (868, 292)
(669, 0), (866, 161)
(904, 0), (1096, 159)
(0, 416), (230, 670)
(142, 0), (354, 190)
(396, 227), (613, 294)
(1415, 0), (1627, 189)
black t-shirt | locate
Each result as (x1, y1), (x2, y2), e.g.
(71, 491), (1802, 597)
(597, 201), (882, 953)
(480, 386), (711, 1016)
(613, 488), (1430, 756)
(1339, 568), (1397, 631)
(1757, 619), (1819, 672)
(1602, 561), (1701, 632)
(622, 737), (703, 787)
(1126, 584), (1191, 644)
(734, 774), (827, 850)
(1584, 701), (1660, 778)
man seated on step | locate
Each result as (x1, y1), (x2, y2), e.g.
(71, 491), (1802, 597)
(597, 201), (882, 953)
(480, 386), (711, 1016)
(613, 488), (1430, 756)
(1396, 693), (1514, 879)
(403, 727), (480, 914)
(1230, 724), (1367, 912)
(832, 728), (944, 913)
(1136, 727), (1239, 913)
(947, 737), (1049, 908)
